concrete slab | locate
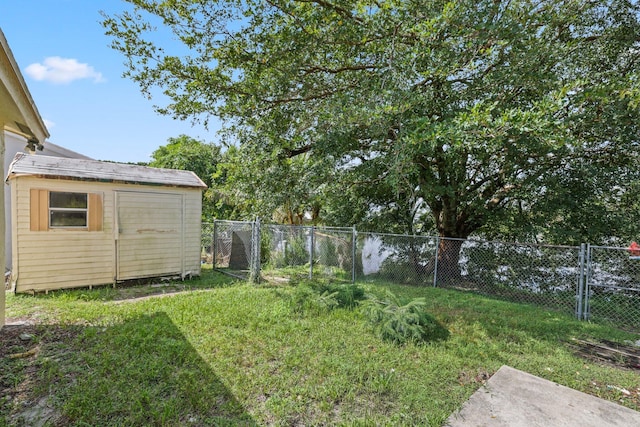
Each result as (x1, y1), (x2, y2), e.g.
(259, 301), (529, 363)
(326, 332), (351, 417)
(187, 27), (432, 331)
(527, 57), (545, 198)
(446, 365), (640, 427)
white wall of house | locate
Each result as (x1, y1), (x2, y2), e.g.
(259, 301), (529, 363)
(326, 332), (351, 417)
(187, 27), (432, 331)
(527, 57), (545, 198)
(0, 130), (4, 327)
(2, 26), (50, 327)
(3, 132), (91, 270)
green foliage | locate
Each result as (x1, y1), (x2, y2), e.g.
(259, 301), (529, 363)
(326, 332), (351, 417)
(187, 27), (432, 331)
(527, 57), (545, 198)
(148, 135), (234, 221)
(312, 282), (366, 309)
(259, 227), (272, 265)
(360, 291), (449, 345)
(289, 284), (340, 315)
(288, 279), (366, 314)
(269, 234), (310, 267)
(318, 238), (338, 266)
(103, 0), (640, 245)
(377, 258), (431, 286)
(287, 235), (309, 266)
(213, 145), (329, 224)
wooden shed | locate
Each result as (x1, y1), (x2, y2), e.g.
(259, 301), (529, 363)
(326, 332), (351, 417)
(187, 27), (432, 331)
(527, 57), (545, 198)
(6, 153), (207, 293)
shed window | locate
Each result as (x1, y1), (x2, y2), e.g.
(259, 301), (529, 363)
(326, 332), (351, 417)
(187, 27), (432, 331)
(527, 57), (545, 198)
(49, 192), (87, 227)
(30, 189), (103, 231)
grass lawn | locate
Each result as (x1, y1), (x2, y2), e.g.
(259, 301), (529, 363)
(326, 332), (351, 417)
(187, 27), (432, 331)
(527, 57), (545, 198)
(2, 269), (640, 426)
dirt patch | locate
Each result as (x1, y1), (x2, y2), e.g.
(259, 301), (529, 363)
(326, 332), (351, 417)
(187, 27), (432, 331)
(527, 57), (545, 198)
(569, 338), (640, 408)
(569, 339), (640, 370)
(457, 368), (493, 386)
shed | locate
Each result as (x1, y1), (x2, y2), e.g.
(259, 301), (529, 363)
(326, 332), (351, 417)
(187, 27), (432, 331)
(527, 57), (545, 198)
(6, 153), (207, 293)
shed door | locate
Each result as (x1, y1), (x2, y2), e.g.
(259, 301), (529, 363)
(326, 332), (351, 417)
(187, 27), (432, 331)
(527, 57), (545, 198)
(116, 191), (184, 281)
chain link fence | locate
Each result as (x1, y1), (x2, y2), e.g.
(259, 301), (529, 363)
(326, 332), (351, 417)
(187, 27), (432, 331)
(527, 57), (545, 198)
(314, 227), (356, 282)
(585, 245), (640, 329)
(205, 220), (257, 280)
(261, 224), (312, 282)
(203, 220), (640, 330)
(356, 234), (581, 318)
(356, 233), (438, 286)
(438, 239), (582, 317)
(259, 224), (355, 283)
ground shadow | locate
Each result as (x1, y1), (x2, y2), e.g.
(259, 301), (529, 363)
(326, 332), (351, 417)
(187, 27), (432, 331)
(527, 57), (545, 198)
(1, 313), (256, 426)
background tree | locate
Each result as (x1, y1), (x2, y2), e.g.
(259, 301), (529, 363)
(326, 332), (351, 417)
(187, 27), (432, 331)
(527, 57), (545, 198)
(216, 143), (334, 224)
(104, 1), (640, 278)
(149, 134), (232, 221)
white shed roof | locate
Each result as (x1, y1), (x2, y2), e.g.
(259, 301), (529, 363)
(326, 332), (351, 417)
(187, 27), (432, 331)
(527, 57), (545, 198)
(6, 153), (207, 189)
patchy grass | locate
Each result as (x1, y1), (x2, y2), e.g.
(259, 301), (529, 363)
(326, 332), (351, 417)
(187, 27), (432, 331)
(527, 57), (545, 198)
(2, 273), (640, 426)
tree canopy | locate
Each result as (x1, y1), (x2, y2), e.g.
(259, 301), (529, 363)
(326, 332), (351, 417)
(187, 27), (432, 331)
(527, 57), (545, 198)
(104, 0), (640, 245)
(149, 134), (232, 220)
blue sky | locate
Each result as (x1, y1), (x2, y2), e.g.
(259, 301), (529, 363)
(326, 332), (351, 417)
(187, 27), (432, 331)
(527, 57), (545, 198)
(1, 0), (219, 163)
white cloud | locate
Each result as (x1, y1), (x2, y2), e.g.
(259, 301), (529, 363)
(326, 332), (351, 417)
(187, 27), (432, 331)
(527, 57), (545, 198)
(25, 57), (105, 84)
(43, 119), (55, 130)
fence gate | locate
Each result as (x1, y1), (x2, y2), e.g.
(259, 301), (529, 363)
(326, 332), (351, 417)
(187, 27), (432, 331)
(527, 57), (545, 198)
(584, 245), (640, 329)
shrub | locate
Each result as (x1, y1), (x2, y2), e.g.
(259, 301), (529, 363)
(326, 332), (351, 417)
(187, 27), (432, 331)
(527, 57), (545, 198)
(286, 234), (310, 266)
(290, 284), (339, 314)
(360, 291), (449, 344)
(287, 280), (366, 314)
(318, 237), (339, 266)
(313, 282), (366, 309)
(260, 228), (272, 265)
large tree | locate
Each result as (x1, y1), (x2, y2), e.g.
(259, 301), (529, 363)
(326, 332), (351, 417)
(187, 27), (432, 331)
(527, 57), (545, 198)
(103, 0), (640, 278)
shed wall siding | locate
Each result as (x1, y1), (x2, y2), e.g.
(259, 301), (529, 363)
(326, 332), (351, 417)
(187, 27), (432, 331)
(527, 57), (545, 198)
(116, 191), (183, 280)
(12, 176), (202, 292)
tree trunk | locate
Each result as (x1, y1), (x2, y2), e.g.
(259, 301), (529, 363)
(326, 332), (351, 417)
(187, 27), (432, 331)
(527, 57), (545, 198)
(435, 238), (464, 286)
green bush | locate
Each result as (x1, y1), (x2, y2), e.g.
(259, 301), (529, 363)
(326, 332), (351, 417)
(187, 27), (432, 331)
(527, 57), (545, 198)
(360, 291), (449, 344)
(290, 284), (339, 314)
(318, 237), (339, 266)
(286, 235), (309, 266)
(287, 280), (366, 314)
(260, 228), (272, 265)
(313, 282), (366, 309)
(266, 234), (309, 269)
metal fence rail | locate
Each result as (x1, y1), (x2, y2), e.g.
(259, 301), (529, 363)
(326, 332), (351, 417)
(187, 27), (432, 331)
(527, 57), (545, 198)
(203, 220), (640, 330)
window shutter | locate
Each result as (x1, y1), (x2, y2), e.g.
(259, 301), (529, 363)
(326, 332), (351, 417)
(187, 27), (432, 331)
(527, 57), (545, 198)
(88, 193), (103, 231)
(30, 189), (49, 231)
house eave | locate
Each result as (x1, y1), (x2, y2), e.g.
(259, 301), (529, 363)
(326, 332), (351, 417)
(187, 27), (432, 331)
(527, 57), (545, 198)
(0, 28), (49, 146)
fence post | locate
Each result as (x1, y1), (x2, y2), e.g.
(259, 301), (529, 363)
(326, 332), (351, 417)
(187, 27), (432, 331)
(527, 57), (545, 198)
(309, 226), (315, 280)
(249, 218), (261, 284)
(583, 244), (592, 320)
(212, 220), (217, 269)
(256, 218), (262, 283)
(352, 225), (357, 283)
(576, 243), (585, 320)
(433, 236), (440, 287)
